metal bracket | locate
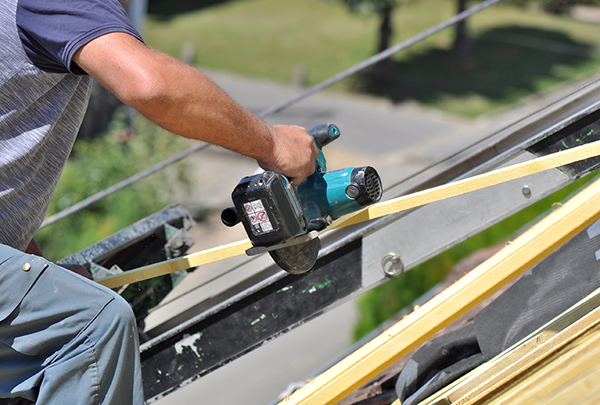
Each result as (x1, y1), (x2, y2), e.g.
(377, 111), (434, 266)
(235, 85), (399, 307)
(163, 223), (195, 260)
(90, 262), (124, 281)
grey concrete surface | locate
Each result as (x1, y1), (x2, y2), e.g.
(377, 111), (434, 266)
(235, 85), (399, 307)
(152, 69), (600, 405)
(178, 69), (473, 214)
(179, 69), (596, 213)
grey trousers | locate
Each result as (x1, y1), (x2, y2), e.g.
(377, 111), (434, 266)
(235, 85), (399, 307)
(0, 244), (144, 404)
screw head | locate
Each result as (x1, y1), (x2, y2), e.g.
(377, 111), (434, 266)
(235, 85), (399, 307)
(522, 185), (532, 198)
(382, 253), (404, 277)
(346, 185), (360, 199)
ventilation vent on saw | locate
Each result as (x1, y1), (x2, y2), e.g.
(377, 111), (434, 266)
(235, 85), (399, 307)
(364, 166), (382, 203)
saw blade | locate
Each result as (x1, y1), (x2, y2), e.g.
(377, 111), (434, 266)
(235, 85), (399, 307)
(269, 237), (321, 274)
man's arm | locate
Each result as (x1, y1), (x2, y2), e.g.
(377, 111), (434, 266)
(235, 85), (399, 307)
(73, 33), (318, 184)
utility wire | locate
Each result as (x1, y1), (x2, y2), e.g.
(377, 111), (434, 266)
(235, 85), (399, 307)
(41, 0), (503, 228)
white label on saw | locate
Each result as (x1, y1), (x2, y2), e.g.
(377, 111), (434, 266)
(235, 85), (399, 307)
(243, 200), (274, 235)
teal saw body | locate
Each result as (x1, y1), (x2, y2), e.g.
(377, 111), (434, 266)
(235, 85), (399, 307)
(221, 124), (382, 274)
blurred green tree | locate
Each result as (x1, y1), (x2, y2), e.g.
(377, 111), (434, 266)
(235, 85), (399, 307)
(338, 0), (403, 53)
(35, 109), (191, 261)
(336, 0), (471, 59)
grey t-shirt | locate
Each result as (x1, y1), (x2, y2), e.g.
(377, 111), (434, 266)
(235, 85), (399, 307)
(0, 0), (142, 250)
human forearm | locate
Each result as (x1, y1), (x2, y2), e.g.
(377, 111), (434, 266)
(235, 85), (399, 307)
(74, 33), (318, 183)
(117, 55), (276, 163)
(132, 61), (318, 183)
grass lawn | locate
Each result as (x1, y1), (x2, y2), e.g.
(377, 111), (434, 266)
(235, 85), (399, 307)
(145, 0), (600, 117)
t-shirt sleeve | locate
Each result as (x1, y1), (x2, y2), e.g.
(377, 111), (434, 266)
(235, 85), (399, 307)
(16, 0), (144, 75)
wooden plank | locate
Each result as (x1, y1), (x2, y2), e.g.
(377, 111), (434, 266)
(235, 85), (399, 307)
(276, 175), (600, 405)
(490, 328), (600, 405)
(98, 239), (251, 289)
(515, 334), (600, 405)
(389, 293), (600, 405)
(98, 140), (600, 289)
(543, 347), (600, 404)
(445, 293), (600, 404)
(337, 139), (600, 228)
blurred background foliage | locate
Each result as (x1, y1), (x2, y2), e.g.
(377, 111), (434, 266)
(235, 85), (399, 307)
(145, 0), (600, 117)
(509, 0), (600, 14)
(35, 109), (191, 261)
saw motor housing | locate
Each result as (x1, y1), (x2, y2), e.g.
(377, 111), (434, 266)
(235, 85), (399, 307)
(221, 124), (382, 273)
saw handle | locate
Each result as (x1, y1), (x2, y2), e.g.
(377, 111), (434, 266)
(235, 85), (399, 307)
(307, 124), (340, 174)
(221, 205), (240, 227)
(308, 124), (340, 150)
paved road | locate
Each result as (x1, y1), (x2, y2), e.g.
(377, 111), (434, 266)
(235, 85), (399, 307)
(152, 70), (596, 405)
(175, 70), (475, 215)
(176, 69), (589, 212)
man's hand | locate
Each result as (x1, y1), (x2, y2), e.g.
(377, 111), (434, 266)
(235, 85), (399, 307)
(258, 125), (319, 185)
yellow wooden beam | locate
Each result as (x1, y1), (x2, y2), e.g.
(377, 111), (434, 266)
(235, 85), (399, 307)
(418, 287), (600, 405)
(490, 329), (600, 405)
(276, 175), (600, 405)
(98, 140), (600, 289)
(337, 139), (600, 228)
(98, 239), (252, 289)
